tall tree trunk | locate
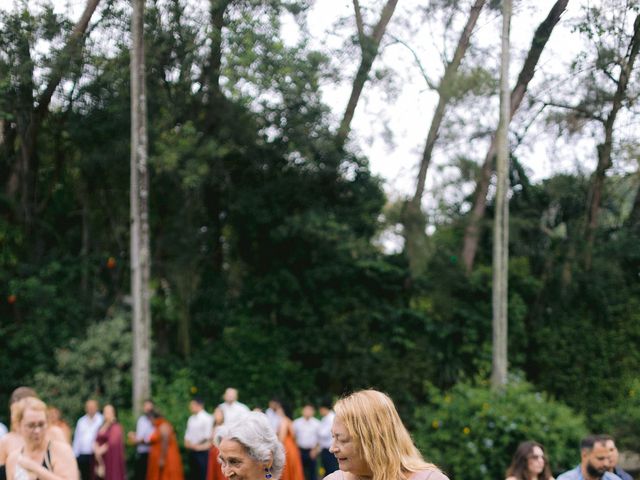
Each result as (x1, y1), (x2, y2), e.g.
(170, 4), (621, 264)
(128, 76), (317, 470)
(207, 0), (230, 113)
(335, 0), (399, 149)
(627, 179), (640, 231)
(131, 0), (152, 415)
(461, 0), (570, 274)
(584, 14), (640, 268)
(491, 0), (511, 390)
(404, 0), (486, 273)
(410, 0), (486, 209)
(10, 0), (101, 227)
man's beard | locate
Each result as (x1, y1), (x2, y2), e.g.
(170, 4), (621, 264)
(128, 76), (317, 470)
(586, 461), (607, 479)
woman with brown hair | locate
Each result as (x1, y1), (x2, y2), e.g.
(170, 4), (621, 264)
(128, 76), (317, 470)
(93, 405), (126, 480)
(505, 441), (554, 480)
(325, 389), (448, 480)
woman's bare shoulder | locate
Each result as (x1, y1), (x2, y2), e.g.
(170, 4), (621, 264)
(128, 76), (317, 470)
(323, 471), (344, 480)
(410, 468), (451, 480)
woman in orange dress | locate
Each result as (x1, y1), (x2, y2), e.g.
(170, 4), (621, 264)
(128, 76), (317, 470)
(146, 412), (184, 480)
(277, 404), (304, 480)
(206, 409), (225, 480)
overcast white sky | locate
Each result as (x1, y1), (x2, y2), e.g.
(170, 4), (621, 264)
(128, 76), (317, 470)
(296, 1), (598, 201)
(5, 0), (614, 202)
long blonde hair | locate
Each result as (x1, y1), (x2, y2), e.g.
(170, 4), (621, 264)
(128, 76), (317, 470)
(334, 390), (438, 480)
(11, 397), (47, 431)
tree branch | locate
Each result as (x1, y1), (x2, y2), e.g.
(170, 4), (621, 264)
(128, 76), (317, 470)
(387, 35), (438, 90)
(352, 0), (367, 53)
(542, 100), (605, 123)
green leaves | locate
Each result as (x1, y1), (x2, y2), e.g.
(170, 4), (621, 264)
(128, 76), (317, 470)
(414, 379), (587, 479)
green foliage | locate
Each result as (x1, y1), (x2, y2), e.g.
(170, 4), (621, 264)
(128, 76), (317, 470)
(594, 377), (640, 451)
(414, 380), (587, 480)
(33, 313), (132, 421)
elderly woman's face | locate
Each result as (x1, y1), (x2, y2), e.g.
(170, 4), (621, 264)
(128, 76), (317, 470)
(218, 439), (268, 480)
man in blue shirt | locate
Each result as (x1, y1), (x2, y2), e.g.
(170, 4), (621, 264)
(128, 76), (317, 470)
(557, 435), (622, 480)
(603, 436), (634, 480)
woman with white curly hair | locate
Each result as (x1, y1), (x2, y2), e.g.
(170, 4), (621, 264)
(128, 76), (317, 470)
(215, 411), (285, 480)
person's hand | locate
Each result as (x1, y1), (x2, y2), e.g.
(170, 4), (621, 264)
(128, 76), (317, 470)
(127, 431), (137, 444)
(17, 454), (41, 473)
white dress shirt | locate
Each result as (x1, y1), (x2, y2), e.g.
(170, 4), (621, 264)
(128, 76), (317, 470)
(293, 416), (320, 449)
(0, 422), (7, 439)
(72, 412), (104, 456)
(265, 408), (281, 434)
(218, 401), (250, 425)
(185, 409), (214, 446)
(318, 411), (335, 449)
(135, 414), (154, 453)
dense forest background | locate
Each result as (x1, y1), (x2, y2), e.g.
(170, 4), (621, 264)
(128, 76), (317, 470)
(1, 0), (640, 478)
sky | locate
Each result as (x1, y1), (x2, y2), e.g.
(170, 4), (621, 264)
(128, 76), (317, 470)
(5, 0), (611, 202)
(293, 0), (598, 201)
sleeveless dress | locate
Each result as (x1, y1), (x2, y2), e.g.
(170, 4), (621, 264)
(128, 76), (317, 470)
(280, 426), (304, 480)
(206, 444), (226, 480)
(95, 423), (126, 480)
(146, 418), (184, 480)
(14, 443), (53, 480)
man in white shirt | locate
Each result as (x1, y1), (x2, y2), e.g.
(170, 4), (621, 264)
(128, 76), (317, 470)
(184, 397), (214, 480)
(72, 399), (104, 480)
(318, 400), (338, 475)
(265, 398), (282, 434)
(293, 404), (321, 480)
(216, 388), (249, 425)
(127, 399), (155, 480)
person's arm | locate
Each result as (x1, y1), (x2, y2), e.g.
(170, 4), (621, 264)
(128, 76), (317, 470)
(14, 441), (80, 480)
(310, 420), (321, 459)
(71, 418), (83, 457)
(159, 423), (171, 469)
(277, 419), (287, 443)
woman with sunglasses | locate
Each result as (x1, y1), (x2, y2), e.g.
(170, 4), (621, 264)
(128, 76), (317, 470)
(506, 441), (554, 480)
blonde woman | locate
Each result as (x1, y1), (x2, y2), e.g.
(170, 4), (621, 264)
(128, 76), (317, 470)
(6, 397), (78, 480)
(325, 390), (448, 480)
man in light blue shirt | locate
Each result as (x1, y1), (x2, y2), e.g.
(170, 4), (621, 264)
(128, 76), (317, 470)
(557, 435), (622, 480)
(127, 399), (155, 480)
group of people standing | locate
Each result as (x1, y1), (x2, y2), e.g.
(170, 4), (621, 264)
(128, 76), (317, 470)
(1, 384), (633, 480)
(174, 389), (339, 480)
(505, 434), (634, 480)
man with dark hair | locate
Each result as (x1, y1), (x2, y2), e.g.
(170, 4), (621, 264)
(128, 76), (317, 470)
(128, 399), (155, 480)
(317, 398), (338, 475)
(557, 435), (622, 480)
(184, 397), (213, 480)
(603, 436), (634, 480)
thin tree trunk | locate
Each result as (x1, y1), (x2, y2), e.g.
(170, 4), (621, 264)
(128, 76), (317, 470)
(627, 179), (640, 230)
(131, 0), (152, 416)
(20, 0), (101, 226)
(584, 14), (640, 268)
(411, 0), (486, 209)
(335, 0), (399, 148)
(491, 0), (511, 390)
(207, 0), (230, 109)
(404, 0), (485, 273)
(461, 0), (570, 274)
